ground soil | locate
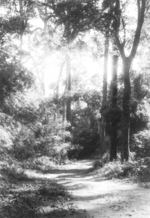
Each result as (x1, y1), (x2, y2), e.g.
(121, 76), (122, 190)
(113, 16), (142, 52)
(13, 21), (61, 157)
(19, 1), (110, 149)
(26, 160), (150, 218)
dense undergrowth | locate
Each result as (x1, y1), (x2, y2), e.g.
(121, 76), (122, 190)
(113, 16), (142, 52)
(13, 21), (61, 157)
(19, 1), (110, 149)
(0, 99), (89, 218)
(92, 157), (150, 184)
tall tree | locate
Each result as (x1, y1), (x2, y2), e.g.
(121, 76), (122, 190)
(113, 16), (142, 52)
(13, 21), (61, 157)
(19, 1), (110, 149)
(66, 51), (71, 122)
(100, 0), (119, 159)
(114, 0), (146, 161)
(110, 0), (120, 161)
(100, 34), (109, 155)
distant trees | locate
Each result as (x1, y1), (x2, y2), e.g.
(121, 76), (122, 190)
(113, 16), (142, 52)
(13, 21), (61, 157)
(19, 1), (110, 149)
(0, 53), (33, 109)
(0, 0), (149, 162)
(100, 35), (109, 155)
(37, 0), (99, 123)
(0, 1), (34, 110)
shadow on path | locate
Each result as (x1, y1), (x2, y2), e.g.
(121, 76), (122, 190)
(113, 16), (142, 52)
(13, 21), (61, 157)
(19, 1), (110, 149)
(25, 160), (150, 218)
(42, 168), (90, 175)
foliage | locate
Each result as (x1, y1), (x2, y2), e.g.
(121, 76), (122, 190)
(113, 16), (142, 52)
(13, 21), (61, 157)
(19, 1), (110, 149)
(8, 99), (71, 163)
(27, 156), (58, 171)
(2, 16), (27, 34)
(44, 0), (100, 42)
(136, 157), (150, 183)
(0, 0), (35, 36)
(1, 163), (27, 183)
(13, 102), (38, 124)
(32, 100), (71, 159)
(103, 104), (122, 139)
(12, 126), (36, 161)
(0, 51), (34, 107)
(92, 160), (137, 179)
(0, 95), (71, 164)
(68, 144), (84, 160)
(92, 157), (150, 184)
(71, 90), (101, 159)
(0, 151), (29, 184)
(130, 72), (150, 134)
(0, 125), (13, 151)
(132, 130), (150, 159)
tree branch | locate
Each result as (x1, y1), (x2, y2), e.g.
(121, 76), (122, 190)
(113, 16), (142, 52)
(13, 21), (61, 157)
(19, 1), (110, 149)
(129, 0), (146, 60)
(114, 35), (125, 58)
(122, 17), (126, 46)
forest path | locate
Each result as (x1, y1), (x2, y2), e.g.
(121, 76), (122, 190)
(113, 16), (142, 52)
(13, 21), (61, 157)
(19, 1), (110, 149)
(26, 160), (150, 218)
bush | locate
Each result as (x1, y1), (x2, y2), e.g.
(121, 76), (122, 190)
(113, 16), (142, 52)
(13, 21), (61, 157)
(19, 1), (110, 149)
(0, 126), (13, 150)
(71, 124), (100, 159)
(92, 160), (137, 179)
(67, 144), (83, 160)
(132, 130), (150, 159)
(136, 157), (150, 182)
(71, 91), (101, 159)
(31, 156), (57, 171)
(12, 126), (35, 161)
(1, 194), (39, 218)
(1, 162), (27, 182)
(93, 160), (104, 169)
(92, 157), (150, 183)
(10, 100), (71, 163)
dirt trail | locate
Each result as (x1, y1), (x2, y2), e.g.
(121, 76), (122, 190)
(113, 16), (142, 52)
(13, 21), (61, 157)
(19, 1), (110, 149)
(26, 160), (150, 218)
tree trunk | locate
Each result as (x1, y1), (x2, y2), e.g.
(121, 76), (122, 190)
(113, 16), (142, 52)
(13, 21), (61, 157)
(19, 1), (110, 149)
(55, 61), (65, 102)
(100, 36), (109, 155)
(109, 0), (120, 161)
(121, 58), (131, 161)
(113, 0), (146, 161)
(19, 0), (23, 52)
(110, 52), (118, 161)
(66, 53), (71, 122)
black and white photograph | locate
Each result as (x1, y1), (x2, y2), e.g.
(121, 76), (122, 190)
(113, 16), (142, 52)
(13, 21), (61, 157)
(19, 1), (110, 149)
(0, 1), (150, 217)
